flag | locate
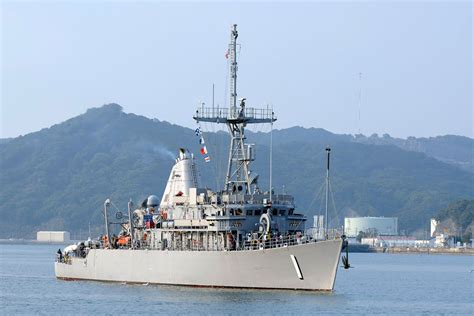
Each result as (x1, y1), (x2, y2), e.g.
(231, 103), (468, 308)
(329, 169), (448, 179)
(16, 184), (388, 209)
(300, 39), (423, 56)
(225, 49), (229, 59)
(195, 126), (210, 161)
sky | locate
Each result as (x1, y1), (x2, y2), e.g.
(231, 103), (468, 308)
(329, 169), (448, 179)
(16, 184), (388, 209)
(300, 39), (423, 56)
(1, 0), (472, 139)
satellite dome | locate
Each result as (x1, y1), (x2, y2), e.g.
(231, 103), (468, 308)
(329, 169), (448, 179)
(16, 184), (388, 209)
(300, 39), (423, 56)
(147, 195), (160, 207)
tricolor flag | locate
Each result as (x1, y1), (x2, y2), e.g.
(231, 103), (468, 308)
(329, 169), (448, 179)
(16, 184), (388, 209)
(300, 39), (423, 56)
(199, 136), (205, 145)
(204, 156), (211, 163)
(200, 146), (208, 155)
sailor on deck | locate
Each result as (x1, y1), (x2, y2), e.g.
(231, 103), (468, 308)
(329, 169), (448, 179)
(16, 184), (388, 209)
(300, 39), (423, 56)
(239, 98), (246, 118)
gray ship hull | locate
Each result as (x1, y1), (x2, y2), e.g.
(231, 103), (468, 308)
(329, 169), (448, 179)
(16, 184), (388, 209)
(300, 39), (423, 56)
(55, 239), (342, 291)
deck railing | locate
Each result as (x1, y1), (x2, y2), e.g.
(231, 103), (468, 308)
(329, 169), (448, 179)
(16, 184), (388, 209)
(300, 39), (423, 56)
(57, 229), (343, 261)
(195, 106), (275, 121)
(94, 230), (342, 252)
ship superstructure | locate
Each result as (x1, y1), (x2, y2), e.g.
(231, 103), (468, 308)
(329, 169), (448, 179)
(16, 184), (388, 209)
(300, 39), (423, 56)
(55, 25), (344, 291)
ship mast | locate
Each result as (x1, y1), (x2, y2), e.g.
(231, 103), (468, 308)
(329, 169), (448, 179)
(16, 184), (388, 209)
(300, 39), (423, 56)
(325, 147), (331, 238)
(194, 24), (276, 195)
(229, 24), (238, 113)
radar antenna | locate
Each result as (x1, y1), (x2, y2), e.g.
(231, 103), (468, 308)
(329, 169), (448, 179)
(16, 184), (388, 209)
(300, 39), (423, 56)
(194, 24), (276, 195)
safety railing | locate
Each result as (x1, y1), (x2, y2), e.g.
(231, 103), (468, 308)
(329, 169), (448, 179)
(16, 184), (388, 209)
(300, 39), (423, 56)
(194, 106), (275, 122)
(242, 234), (312, 251)
(105, 232), (341, 252)
(63, 229), (343, 256)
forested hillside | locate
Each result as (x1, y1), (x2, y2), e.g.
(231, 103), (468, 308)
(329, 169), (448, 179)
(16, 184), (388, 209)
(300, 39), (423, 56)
(435, 199), (474, 241)
(353, 133), (474, 173)
(0, 104), (472, 238)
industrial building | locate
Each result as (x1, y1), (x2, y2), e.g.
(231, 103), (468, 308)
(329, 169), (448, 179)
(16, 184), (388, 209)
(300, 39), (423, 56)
(361, 236), (430, 248)
(37, 231), (70, 243)
(344, 217), (398, 237)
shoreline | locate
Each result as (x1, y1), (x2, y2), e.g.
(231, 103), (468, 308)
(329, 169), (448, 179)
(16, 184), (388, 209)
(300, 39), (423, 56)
(370, 246), (474, 255)
(0, 239), (73, 245)
(346, 243), (474, 255)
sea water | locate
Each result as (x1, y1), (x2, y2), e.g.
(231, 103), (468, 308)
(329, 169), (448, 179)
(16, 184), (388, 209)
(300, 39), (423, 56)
(0, 243), (472, 315)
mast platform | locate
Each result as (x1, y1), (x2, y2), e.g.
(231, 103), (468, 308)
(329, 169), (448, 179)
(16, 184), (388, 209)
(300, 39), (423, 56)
(194, 106), (276, 124)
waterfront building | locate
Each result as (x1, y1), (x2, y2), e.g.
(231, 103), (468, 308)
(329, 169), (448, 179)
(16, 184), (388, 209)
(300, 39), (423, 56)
(361, 236), (428, 248)
(344, 217), (398, 237)
(37, 231), (70, 243)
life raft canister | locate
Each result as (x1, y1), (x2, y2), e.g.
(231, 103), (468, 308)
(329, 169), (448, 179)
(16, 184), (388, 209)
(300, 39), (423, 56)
(117, 236), (130, 246)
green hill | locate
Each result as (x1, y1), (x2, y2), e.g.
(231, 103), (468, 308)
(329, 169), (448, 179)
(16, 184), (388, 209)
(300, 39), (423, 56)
(0, 104), (472, 238)
(435, 199), (474, 241)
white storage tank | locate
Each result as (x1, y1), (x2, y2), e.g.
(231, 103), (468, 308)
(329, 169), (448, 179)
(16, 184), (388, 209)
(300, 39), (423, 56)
(344, 217), (398, 237)
(36, 231), (71, 243)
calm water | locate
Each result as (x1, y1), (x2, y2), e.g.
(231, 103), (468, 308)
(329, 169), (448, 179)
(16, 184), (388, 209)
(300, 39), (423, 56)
(0, 244), (473, 315)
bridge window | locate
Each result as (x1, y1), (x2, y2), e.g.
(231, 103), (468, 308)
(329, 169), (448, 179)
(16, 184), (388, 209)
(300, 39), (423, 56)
(246, 210), (253, 216)
(254, 209), (262, 216)
(279, 209), (286, 216)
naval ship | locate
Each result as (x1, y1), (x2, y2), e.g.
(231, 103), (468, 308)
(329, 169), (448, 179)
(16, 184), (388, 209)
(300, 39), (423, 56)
(55, 25), (345, 291)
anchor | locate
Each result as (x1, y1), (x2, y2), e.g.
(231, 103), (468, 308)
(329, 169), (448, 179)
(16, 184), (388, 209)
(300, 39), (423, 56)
(341, 235), (351, 269)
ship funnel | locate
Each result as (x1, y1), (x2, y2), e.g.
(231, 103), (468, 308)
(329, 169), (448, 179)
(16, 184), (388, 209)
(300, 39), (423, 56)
(160, 148), (199, 208)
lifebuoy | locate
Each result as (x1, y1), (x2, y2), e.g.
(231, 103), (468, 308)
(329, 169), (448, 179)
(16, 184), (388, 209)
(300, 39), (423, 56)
(259, 213), (272, 234)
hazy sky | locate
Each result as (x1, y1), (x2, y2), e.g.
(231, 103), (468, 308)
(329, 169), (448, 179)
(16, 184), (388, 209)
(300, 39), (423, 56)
(1, 1), (472, 139)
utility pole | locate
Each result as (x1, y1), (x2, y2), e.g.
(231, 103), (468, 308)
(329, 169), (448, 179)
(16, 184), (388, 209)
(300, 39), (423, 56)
(357, 72), (362, 135)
